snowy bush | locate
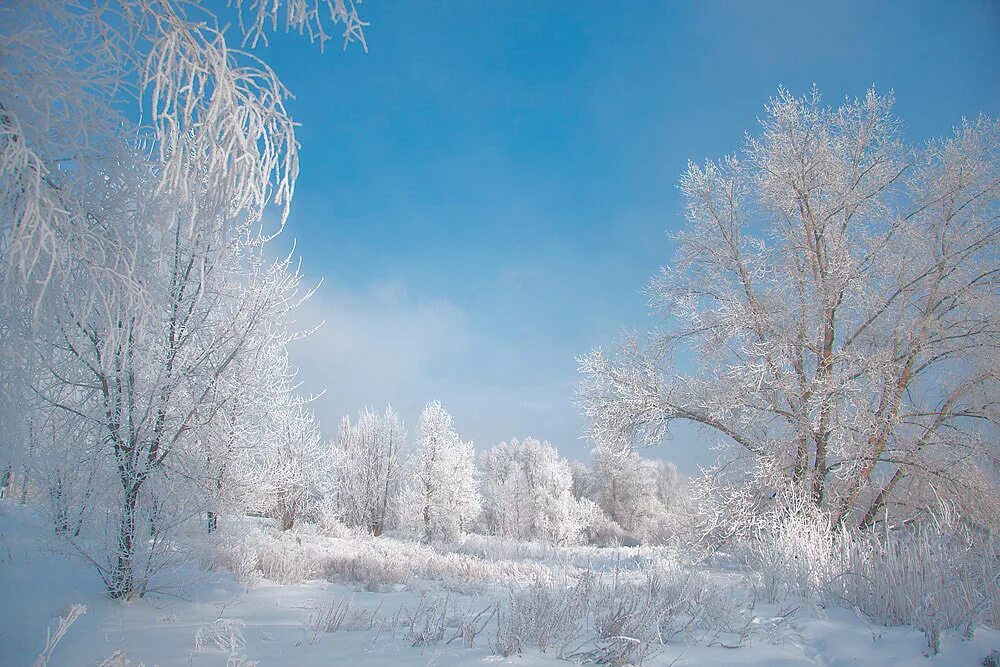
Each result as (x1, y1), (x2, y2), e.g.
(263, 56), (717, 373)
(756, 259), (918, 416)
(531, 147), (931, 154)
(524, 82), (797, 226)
(323, 548), (413, 591)
(574, 497), (634, 547)
(741, 493), (999, 654)
(746, 491), (846, 603)
(391, 592), (494, 650)
(492, 559), (753, 663)
(207, 515), (559, 590)
(194, 619), (247, 654)
(33, 603), (86, 667)
(313, 499), (352, 538)
(302, 594), (378, 643)
(401, 591), (453, 646)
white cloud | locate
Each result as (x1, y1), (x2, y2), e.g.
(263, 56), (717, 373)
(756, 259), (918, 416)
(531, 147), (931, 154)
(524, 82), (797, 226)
(290, 280), (474, 413)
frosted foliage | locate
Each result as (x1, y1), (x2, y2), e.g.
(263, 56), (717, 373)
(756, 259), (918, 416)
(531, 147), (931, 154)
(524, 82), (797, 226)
(402, 401), (481, 542)
(0, 0), (366, 317)
(480, 438), (583, 545)
(578, 88), (1000, 527)
(23, 207), (318, 596)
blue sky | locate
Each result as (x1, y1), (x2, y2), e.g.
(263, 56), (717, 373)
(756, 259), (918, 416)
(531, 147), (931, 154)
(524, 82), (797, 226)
(262, 1), (999, 471)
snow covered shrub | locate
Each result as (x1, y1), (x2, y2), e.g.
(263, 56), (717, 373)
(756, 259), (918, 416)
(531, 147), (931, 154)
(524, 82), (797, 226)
(33, 603), (86, 667)
(443, 531), (658, 572)
(209, 520), (329, 584)
(746, 492), (846, 603)
(394, 592), (494, 649)
(401, 591), (453, 646)
(323, 547), (413, 591)
(592, 560), (752, 652)
(258, 543), (323, 584)
(209, 511), (566, 593)
(95, 650), (140, 667)
(574, 497), (632, 547)
(495, 572), (598, 657)
(206, 529), (264, 587)
(736, 488), (998, 655)
(451, 605), (496, 649)
(313, 500), (351, 538)
(492, 559), (753, 662)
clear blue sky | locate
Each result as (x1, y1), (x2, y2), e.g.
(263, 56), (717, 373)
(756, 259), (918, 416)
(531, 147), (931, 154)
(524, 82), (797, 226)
(261, 1), (999, 471)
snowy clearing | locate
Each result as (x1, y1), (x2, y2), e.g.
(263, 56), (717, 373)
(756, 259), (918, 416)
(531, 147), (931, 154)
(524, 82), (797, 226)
(3, 503), (997, 666)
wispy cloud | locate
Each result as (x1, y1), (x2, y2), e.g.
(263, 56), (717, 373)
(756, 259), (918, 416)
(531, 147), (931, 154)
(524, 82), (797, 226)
(288, 280), (591, 458)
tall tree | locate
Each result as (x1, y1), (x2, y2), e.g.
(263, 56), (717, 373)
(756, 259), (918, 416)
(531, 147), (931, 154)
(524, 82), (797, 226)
(579, 89), (999, 528)
(591, 445), (663, 537)
(0, 0), (367, 598)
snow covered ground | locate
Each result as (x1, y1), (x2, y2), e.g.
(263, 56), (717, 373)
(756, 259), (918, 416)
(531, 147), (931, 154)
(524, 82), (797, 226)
(2, 502), (997, 666)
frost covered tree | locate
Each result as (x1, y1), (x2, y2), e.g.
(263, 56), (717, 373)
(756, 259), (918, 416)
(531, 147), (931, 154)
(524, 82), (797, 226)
(653, 460), (682, 507)
(200, 254), (317, 533)
(250, 399), (328, 531)
(569, 460), (601, 502)
(480, 438), (582, 544)
(332, 406), (407, 536)
(592, 445), (664, 538)
(26, 211), (314, 596)
(404, 401), (480, 542)
(578, 88), (1000, 528)
(0, 0), (367, 598)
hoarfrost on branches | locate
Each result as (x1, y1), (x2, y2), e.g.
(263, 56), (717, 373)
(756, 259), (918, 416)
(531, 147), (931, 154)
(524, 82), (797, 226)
(578, 88), (1000, 528)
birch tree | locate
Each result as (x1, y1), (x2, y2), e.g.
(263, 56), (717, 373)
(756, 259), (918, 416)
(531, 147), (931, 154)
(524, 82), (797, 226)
(250, 399), (328, 532)
(0, 0), (365, 315)
(29, 204), (314, 596)
(0, 0), (367, 598)
(579, 88), (999, 528)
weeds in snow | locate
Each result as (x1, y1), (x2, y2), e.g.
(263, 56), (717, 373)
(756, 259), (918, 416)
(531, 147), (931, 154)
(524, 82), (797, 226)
(33, 603), (86, 667)
(193, 618), (257, 665)
(745, 498), (999, 654)
(302, 594), (380, 643)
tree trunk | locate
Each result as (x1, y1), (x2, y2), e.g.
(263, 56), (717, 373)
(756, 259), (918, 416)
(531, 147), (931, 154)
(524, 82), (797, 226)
(110, 483), (141, 599)
(280, 503), (295, 531)
(53, 476), (69, 534)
